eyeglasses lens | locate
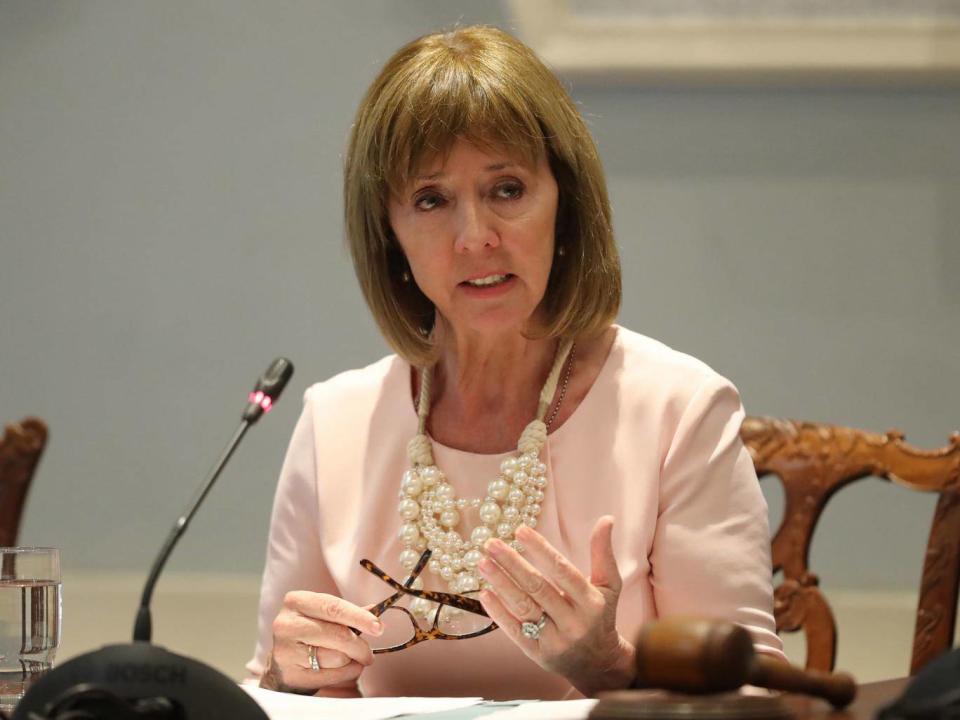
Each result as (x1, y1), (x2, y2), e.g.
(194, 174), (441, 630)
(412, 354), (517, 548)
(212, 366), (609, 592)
(434, 591), (491, 636)
(369, 591), (492, 651)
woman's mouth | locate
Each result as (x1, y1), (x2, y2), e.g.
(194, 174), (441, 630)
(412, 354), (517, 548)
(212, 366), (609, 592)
(459, 273), (517, 296)
(463, 273), (512, 288)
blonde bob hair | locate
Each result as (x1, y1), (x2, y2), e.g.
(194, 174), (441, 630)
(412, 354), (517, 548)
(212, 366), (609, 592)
(344, 25), (621, 366)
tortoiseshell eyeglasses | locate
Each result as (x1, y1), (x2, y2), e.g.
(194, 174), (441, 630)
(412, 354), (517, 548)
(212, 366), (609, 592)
(352, 549), (498, 653)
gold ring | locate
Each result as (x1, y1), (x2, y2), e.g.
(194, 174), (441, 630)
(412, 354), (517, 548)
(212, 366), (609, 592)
(307, 644), (321, 671)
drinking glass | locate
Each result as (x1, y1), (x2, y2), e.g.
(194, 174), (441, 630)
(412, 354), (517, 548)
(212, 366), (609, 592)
(0, 547), (61, 713)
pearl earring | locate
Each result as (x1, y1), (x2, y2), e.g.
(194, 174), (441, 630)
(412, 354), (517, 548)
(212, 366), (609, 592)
(401, 270), (411, 283)
(557, 245), (566, 257)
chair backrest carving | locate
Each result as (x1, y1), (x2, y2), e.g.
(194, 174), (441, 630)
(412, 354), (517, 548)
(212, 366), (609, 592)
(740, 416), (960, 675)
(0, 417), (48, 547)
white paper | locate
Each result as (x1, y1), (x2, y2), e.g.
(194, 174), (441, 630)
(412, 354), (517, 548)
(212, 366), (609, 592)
(481, 699), (598, 720)
(241, 685), (484, 720)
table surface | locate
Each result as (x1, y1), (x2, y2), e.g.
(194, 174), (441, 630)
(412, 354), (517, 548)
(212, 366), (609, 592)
(417, 678), (910, 720)
(780, 677), (908, 720)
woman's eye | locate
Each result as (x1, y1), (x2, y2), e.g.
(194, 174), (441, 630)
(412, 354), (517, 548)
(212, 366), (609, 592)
(493, 182), (524, 201)
(414, 192), (445, 211)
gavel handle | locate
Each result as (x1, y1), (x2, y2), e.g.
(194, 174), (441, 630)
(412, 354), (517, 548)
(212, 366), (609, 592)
(749, 655), (857, 708)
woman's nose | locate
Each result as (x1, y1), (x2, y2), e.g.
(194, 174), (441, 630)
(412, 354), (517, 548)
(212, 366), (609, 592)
(453, 199), (500, 253)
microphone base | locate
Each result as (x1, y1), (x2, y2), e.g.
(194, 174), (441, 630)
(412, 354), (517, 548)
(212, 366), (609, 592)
(13, 643), (267, 719)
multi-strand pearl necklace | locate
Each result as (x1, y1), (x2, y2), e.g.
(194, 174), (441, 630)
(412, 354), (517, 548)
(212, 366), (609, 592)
(396, 340), (575, 597)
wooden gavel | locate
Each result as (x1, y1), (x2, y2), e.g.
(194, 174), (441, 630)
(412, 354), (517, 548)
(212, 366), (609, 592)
(633, 618), (857, 708)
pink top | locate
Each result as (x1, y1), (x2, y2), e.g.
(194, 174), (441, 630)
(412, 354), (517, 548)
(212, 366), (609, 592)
(247, 327), (784, 699)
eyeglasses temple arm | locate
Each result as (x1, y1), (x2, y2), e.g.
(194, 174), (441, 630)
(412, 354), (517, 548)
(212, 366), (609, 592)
(353, 550), (436, 635)
(360, 559), (489, 617)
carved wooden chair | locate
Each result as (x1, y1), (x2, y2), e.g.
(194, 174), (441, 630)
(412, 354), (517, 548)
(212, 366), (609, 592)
(740, 417), (960, 676)
(0, 417), (48, 547)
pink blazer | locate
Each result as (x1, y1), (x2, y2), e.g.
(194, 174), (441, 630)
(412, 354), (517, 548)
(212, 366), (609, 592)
(247, 327), (784, 699)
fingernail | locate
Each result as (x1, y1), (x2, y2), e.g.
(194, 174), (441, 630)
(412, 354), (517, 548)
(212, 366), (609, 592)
(372, 619), (383, 635)
(484, 538), (503, 555)
(516, 525), (531, 539)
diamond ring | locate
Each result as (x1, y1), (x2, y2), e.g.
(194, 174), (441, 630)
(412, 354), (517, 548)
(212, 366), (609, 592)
(520, 612), (549, 641)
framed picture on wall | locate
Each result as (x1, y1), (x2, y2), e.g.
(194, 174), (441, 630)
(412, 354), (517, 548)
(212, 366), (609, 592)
(503, 0), (960, 84)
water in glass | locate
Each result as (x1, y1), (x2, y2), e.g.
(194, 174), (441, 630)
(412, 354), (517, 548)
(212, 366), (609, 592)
(0, 578), (61, 710)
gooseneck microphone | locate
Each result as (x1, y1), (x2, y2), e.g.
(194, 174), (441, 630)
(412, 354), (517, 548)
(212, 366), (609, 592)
(14, 358), (293, 720)
(134, 357), (294, 644)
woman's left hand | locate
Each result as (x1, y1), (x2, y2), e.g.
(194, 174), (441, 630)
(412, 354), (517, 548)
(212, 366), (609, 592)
(477, 516), (636, 697)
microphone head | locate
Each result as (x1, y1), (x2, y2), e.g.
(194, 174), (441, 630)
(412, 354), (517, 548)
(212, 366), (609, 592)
(244, 357), (294, 422)
(254, 357), (294, 398)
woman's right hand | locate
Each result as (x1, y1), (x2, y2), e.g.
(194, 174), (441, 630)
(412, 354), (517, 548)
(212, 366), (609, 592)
(260, 590), (384, 696)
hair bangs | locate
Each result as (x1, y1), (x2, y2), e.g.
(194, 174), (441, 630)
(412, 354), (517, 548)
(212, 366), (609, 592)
(381, 55), (546, 196)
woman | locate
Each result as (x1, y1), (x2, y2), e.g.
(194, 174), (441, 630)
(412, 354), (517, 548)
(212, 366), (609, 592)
(247, 25), (783, 700)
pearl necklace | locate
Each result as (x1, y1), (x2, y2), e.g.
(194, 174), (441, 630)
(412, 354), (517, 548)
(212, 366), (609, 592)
(397, 340), (575, 596)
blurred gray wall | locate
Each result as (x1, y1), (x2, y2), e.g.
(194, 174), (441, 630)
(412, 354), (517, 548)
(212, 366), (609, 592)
(2, 1), (958, 592)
